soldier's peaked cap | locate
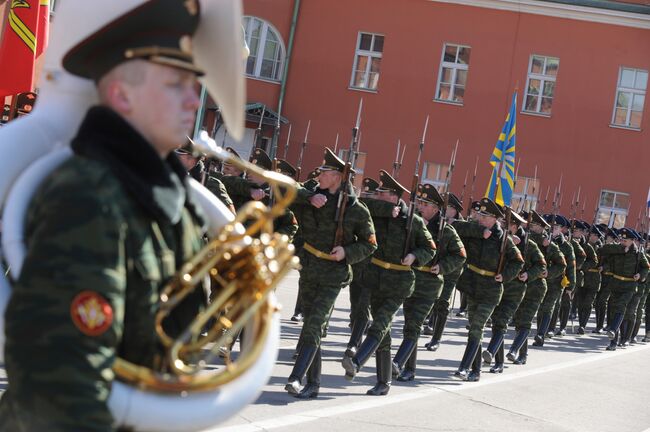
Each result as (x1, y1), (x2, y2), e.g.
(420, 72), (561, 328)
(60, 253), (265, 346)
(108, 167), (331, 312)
(363, 177), (380, 193)
(447, 192), (464, 212)
(605, 227), (619, 239)
(529, 210), (550, 228)
(477, 197), (504, 218)
(249, 148), (272, 170)
(618, 227), (636, 240)
(376, 170), (409, 196)
(417, 183), (444, 207)
(318, 147), (351, 173)
(63, 0), (203, 81)
(507, 208), (526, 225)
(276, 159), (297, 177)
(589, 225), (603, 238)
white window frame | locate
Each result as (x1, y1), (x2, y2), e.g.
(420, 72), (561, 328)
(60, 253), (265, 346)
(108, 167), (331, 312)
(597, 189), (630, 228)
(611, 67), (647, 130)
(434, 43), (471, 105)
(511, 176), (540, 212)
(349, 32), (384, 91)
(523, 55), (560, 116)
(243, 16), (285, 82)
(422, 162), (448, 191)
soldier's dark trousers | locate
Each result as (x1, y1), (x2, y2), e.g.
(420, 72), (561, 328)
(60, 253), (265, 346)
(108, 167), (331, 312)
(558, 289), (573, 332)
(595, 277), (612, 330)
(578, 284), (599, 330)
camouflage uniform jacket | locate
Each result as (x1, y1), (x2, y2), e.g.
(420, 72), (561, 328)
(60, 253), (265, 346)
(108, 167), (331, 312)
(427, 214), (466, 276)
(571, 237), (587, 288)
(552, 234), (576, 289)
(529, 232), (567, 281)
(362, 198), (436, 268)
(453, 221), (525, 290)
(205, 174), (234, 212)
(581, 239), (600, 287)
(599, 244), (650, 282)
(293, 185), (376, 284)
(0, 106), (206, 431)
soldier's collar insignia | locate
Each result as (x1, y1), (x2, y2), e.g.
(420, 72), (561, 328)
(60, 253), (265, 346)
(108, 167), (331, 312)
(70, 291), (114, 337)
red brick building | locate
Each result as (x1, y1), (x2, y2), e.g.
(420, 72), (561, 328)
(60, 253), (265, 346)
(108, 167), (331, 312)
(234, 0), (650, 228)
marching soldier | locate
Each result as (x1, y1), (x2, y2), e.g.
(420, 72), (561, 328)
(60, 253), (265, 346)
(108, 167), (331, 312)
(483, 208), (546, 373)
(507, 211), (557, 365)
(285, 148), (376, 399)
(425, 192), (466, 351)
(392, 184), (465, 381)
(452, 198), (524, 381)
(552, 216), (585, 336)
(630, 240), (650, 343)
(593, 227), (618, 333)
(599, 228), (649, 350)
(342, 170), (435, 395)
(617, 230), (648, 346)
(533, 215), (574, 346)
(345, 177), (380, 357)
(575, 223), (602, 334)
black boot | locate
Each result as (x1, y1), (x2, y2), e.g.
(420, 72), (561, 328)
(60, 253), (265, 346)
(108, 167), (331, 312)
(618, 319), (630, 347)
(630, 320), (642, 344)
(454, 338), (480, 381)
(426, 310), (448, 351)
(397, 348), (417, 382)
(342, 335), (379, 381)
(557, 304), (570, 335)
(286, 344), (318, 395)
(483, 329), (504, 365)
(607, 313), (624, 340)
(593, 303), (605, 333)
(423, 312), (437, 336)
(490, 342), (504, 373)
(292, 340), (303, 360)
(606, 330), (618, 351)
(507, 328), (529, 362)
(345, 319), (368, 358)
(514, 339), (528, 365)
(468, 345), (482, 382)
(392, 338), (416, 378)
(296, 347), (321, 399)
(533, 314), (551, 347)
(367, 350), (391, 396)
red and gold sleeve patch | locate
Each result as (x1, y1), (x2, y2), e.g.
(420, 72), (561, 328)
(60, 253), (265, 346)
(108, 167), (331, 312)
(70, 291), (113, 337)
(459, 247), (467, 258)
(368, 234), (377, 246)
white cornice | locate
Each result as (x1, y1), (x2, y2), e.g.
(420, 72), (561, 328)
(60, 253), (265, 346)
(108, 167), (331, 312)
(428, 0), (650, 29)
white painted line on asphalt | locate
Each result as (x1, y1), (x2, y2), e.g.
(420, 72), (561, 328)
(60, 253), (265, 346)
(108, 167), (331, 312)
(206, 342), (650, 432)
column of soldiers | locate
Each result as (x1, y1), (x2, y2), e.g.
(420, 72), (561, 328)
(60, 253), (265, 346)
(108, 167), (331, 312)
(194, 144), (650, 395)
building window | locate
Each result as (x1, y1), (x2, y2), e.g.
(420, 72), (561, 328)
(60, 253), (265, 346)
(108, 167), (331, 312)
(339, 150), (367, 190)
(243, 16), (285, 82)
(350, 32), (384, 91)
(596, 190), (630, 228)
(612, 67), (647, 129)
(511, 176), (540, 212)
(523, 55), (559, 115)
(435, 43), (471, 104)
(422, 162), (449, 191)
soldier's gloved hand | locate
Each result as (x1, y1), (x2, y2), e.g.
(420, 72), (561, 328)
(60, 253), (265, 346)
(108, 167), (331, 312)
(634, 273), (641, 281)
(512, 235), (522, 245)
(401, 253), (416, 266)
(430, 264), (440, 275)
(310, 194), (327, 208)
(494, 274), (504, 282)
(392, 206), (400, 218)
(518, 272), (528, 282)
(250, 188), (265, 201)
(483, 229), (492, 239)
(330, 246), (346, 262)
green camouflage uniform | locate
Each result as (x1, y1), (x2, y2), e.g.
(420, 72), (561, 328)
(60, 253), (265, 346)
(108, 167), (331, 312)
(553, 238), (585, 333)
(538, 234), (574, 326)
(577, 239), (600, 330)
(595, 247), (614, 331)
(599, 243), (649, 344)
(205, 175), (234, 212)
(0, 107), (206, 431)
(429, 219), (465, 318)
(362, 198), (435, 352)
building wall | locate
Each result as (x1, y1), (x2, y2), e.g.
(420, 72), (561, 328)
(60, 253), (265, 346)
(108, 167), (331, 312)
(244, 0), (650, 222)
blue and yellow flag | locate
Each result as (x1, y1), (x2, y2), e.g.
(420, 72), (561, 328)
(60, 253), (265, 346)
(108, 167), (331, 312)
(486, 91), (517, 207)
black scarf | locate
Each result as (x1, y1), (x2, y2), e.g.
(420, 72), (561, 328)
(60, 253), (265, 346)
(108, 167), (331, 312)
(71, 106), (203, 225)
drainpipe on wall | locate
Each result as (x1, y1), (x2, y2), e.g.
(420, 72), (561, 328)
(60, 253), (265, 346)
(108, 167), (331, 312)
(269, 0), (300, 160)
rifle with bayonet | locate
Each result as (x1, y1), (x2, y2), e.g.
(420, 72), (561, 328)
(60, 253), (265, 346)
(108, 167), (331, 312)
(253, 105), (266, 149)
(403, 115), (429, 258)
(497, 206), (513, 276)
(433, 140), (459, 264)
(334, 100), (363, 248)
(635, 208), (648, 274)
(282, 124), (292, 160)
(295, 120), (310, 181)
(465, 156), (478, 219)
